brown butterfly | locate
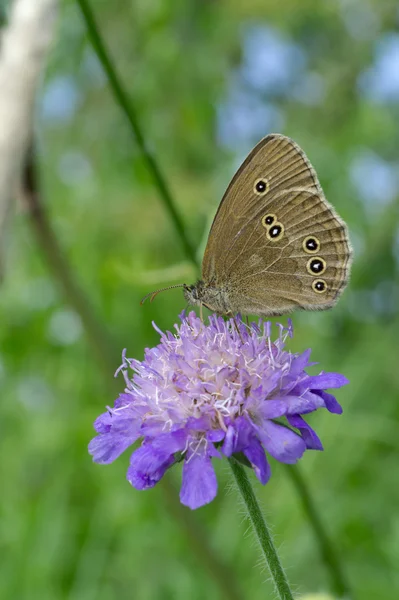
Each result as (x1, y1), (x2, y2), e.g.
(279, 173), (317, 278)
(144, 134), (352, 317)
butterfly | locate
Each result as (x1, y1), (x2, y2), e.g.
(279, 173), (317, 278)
(144, 134), (352, 317)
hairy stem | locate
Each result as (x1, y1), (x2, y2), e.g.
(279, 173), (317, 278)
(229, 458), (294, 600)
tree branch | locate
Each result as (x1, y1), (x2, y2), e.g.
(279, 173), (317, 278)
(0, 0), (58, 280)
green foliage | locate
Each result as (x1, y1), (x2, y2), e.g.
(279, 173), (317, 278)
(1, 0), (399, 598)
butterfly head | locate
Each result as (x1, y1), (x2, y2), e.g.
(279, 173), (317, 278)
(183, 281), (204, 307)
(141, 281), (220, 310)
(184, 280), (232, 315)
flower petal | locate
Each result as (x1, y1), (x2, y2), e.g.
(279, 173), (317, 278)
(185, 416), (212, 432)
(258, 400), (288, 419)
(127, 443), (175, 490)
(207, 429), (225, 443)
(270, 392), (325, 416)
(222, 417), (253, 456)
(222, 425), (237, 456)
(180, 452), (217, 509)
(89, 431), (140, 464)
(89, 408), (141, 464)
(307, 373), (349, 390)
(315, 390), (343, 414)
(93, 411), (112, 434)
(151, 429), (188, 453)
(255, 420), (306, 464)
(289, 349), (312, 375)
(140, 419), (171, 437)
(243, 439), (271, 484)
(287, 414), (323, 450)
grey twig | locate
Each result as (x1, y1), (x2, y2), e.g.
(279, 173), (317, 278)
(0, 0), (58, 280)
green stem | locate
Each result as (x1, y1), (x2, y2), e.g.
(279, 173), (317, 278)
(229, 458), (294, 600)
(285, 465), (351, 598)
(75, 0), (198, 268)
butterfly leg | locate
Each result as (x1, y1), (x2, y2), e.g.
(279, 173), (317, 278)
(231, 313), (245, 344)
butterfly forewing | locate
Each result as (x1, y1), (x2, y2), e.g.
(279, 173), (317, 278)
(201, 134), (352, 316)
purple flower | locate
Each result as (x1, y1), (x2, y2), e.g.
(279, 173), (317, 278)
(89, 312), (348, 509)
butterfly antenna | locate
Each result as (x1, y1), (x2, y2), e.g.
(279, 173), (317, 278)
(140, 284), (186, 305)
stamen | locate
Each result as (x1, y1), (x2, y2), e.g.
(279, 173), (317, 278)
(122, 369), (134, 390)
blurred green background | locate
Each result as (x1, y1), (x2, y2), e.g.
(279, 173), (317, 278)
(1, 0), (399, 599)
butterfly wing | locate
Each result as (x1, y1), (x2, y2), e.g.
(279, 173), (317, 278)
(202, 134), (352, 316)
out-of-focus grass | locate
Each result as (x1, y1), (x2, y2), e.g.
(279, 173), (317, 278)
(1, 0), (399, 598)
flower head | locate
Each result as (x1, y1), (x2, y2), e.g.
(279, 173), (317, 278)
(89, 312), (348, 509)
